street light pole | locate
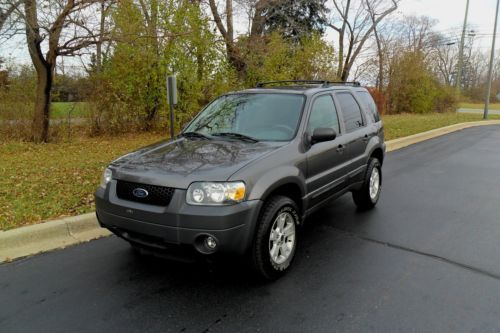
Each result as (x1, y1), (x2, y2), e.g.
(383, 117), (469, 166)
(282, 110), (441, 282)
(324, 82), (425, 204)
(456, 0), (470, 92)
(484, 0), (500, 120)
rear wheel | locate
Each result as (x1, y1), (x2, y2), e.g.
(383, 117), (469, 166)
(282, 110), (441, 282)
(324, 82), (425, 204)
(251, 195), (300, 280)
(352, 158), (382, 210)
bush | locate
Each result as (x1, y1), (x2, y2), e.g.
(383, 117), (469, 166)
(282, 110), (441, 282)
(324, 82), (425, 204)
(88, 0), (237, 134)
(386, 51), (456, 114)
(242, 32), (337, 87)
(434, 85), (458, 113)
(0, 65), (36, 140)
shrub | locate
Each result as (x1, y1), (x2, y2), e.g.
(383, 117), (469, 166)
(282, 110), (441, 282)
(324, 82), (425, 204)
(434, 85), (458, 113)
(386, 51), (454, 114)
(0, 65), (36, 140)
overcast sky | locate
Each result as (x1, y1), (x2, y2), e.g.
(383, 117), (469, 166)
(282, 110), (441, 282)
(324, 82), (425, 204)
(1, 0), (499, 70)
(399, 0), (498, 49)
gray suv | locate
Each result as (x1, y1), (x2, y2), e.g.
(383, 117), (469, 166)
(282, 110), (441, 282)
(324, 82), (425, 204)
(95, 80), (385, 280)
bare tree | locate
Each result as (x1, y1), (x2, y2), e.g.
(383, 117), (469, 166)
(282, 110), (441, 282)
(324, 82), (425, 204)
(93, 0), (113, 72)
(208, 0), (247, 78)
(326, 0), (398, 81)
(400, 15), (437, 55)
(21, 0), (111, 142)
(430, 37), (459, 86)
(366, 0), (383, 89)
(0, 0), (20, 31)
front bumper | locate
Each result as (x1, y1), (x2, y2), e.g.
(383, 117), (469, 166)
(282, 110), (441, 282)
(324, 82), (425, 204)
(95, 182), (262, 256)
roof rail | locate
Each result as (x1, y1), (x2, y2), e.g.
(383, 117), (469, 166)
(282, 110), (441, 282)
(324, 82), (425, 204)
(326, 81), (361, 87)
(256, 80), (329, 88)
(255, 80), (361, 88)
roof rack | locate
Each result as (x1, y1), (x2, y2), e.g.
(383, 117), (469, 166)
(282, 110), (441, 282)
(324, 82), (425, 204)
(326, 81), (361, 87)
(255, 80), (361, 88)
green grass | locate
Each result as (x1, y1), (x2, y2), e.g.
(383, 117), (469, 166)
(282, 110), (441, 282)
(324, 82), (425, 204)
(381, 113), (500, 140)
(51, 102), (89, 118)
(458, 102), (500, 110)
(2, 112), (500, 230)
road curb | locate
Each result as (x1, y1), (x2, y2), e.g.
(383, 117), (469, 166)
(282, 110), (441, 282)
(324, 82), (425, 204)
(0, 213), (110, 263)
(2, 120), (500, 263)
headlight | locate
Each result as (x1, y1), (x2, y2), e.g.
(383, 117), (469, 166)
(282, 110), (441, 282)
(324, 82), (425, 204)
(186, 181), (246, 205)
(100, 168), (112, 188)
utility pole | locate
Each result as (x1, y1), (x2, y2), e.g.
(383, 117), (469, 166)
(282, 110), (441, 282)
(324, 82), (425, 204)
(484, 0), (500, 120)
(456, 0), (470, 92)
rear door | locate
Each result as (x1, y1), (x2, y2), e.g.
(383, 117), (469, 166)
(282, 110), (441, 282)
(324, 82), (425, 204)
(356, 90), (384, 139)
(334, 91), (372, 182)
(305, 93), (351, 207)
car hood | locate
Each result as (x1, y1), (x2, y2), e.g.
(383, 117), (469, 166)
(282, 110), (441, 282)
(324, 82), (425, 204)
(110, 137), (285, 189)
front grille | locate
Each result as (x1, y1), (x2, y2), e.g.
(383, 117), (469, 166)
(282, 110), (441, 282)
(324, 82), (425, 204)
(116, 180), (175, 206)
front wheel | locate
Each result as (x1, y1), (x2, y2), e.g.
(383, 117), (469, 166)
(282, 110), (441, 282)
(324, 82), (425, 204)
(352, 158), (382, 210)
(251, 196), (300, 280)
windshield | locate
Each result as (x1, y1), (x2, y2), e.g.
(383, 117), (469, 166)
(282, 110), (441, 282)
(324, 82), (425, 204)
(184, 93), (305, 141)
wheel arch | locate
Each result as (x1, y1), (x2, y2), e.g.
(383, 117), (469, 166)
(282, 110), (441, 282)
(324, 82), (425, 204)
(247, 169), (306, 218)
(260, 182), (304, 217)
(370, 147), (385, 165)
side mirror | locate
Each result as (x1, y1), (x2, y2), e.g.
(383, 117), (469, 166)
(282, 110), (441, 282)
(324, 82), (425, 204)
(311, 128), (337, 144)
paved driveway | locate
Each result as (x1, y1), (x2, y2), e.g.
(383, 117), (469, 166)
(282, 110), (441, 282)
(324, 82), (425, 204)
(457, 108), (500, 115)
(1, 126), (500, 332)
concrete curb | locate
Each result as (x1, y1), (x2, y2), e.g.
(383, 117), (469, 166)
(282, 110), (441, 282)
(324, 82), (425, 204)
(0, 213), (110, 263)
(2, 120), (500, 263)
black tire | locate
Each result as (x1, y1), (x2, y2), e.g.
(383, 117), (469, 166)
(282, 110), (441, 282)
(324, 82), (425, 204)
(352, 157), (382, 210)
(251, 195), (300, 281)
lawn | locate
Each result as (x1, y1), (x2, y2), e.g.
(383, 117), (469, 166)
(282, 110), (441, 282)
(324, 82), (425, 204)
(1, 112), (500, 230)
(51, 102), (89, 118)
(381, 113), (500, 140)
(0, 132), (165, 230)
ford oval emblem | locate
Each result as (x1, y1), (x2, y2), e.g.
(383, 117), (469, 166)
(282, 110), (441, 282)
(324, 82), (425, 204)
(132, 188), (149, 198)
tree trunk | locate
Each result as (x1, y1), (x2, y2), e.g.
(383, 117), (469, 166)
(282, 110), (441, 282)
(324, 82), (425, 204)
(340, 65), (350, 82)
(208, 0), (246, 80)
(373, 26), (383, 90)
(95, 0), (106, 72)
(31, 64), (53, 142)
(250, 0), (266, 37)
(24, 0), (54, 143)
(337, 31), (344, 79)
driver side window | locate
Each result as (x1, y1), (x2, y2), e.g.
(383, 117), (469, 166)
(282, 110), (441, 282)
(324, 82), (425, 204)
(307, 95), (340, 134)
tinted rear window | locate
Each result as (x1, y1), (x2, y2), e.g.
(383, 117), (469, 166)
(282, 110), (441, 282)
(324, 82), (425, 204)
(356, 91), (380, 122)
(336, 92), (364, 133)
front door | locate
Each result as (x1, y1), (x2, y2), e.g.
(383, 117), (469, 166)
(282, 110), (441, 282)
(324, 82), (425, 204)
(305, 94), (351, 207)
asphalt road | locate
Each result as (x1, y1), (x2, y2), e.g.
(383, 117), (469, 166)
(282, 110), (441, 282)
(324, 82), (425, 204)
(2, 126), (500, 333)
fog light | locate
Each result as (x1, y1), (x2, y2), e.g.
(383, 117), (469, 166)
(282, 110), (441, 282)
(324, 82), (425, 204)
(205, 236), (217, 249)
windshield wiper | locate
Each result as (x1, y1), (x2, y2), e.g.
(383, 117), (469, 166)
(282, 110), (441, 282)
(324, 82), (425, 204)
(212, 132), (259, 143)
(180, 131), (211, 140)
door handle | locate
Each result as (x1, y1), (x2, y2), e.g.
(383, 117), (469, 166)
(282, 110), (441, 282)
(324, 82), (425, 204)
(336, 144), (346, 153)
(362, 134), (369, 142)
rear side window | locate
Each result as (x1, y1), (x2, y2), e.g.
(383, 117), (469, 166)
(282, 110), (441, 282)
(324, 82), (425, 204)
(307, 95), (340, 134)
(357, 91), (380, 122)
(336, 92), (364, 133)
